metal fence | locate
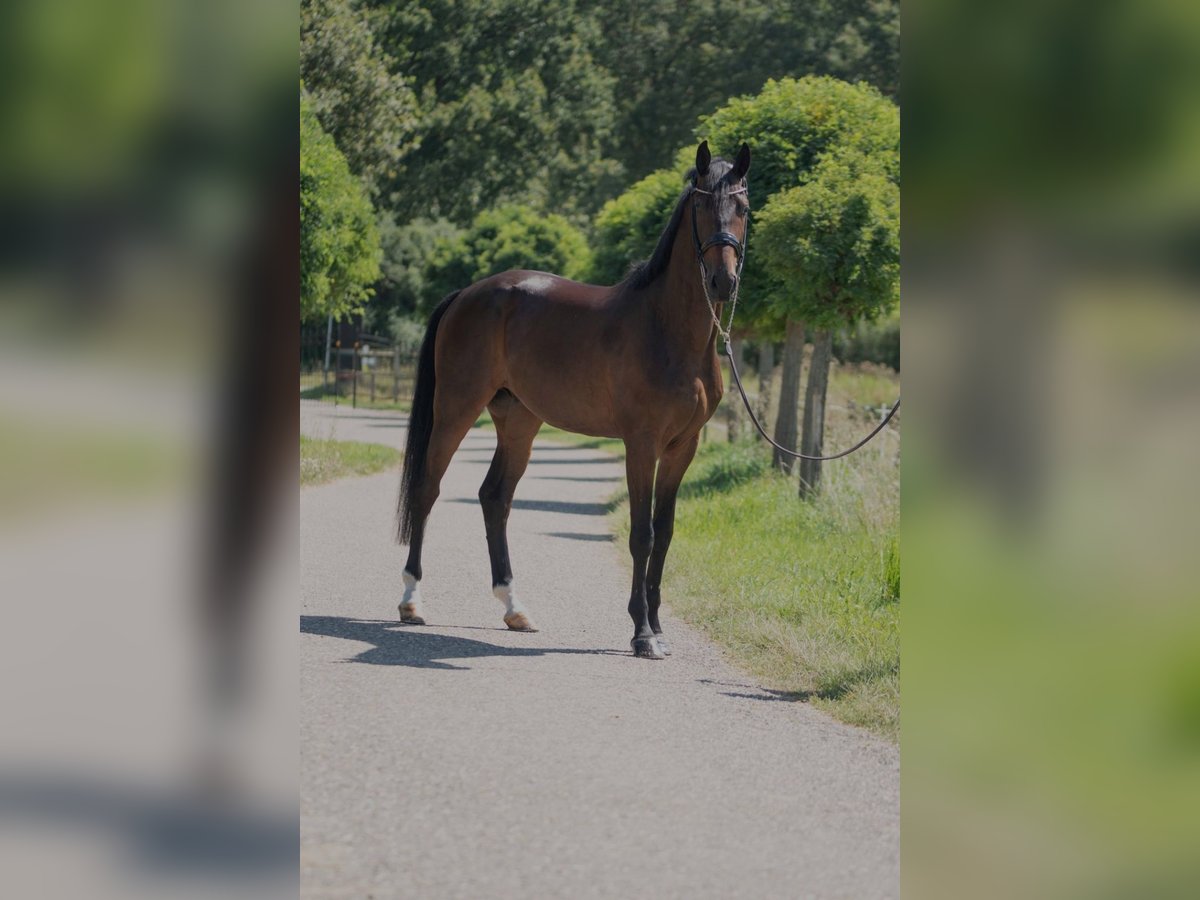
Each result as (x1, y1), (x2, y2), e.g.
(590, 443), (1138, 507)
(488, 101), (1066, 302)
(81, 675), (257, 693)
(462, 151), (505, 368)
(301, 344), (418, 409)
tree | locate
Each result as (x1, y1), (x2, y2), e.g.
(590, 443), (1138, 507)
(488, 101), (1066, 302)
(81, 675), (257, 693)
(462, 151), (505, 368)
(588, 163), (687, 285)
(301, 0), (420, 197)
(755, 149), (899, 495)
(300, 88), (382, 322)
(592, 0), (899, 182)
(700, 76), (899, 467)
(426, 205), (592, 300)
(367, 0), (622, 223)
(373, 215), (464, 319)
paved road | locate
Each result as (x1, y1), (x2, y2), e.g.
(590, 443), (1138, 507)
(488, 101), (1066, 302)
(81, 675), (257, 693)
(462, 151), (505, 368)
(300, 400), (898, 899)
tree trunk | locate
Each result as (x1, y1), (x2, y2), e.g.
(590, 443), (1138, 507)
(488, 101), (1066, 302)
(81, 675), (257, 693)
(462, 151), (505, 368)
(772, 319), (805, 474)
(726, 337), (745, 442)
(755, 339), (775, 442)
(799, 328), (834, 499)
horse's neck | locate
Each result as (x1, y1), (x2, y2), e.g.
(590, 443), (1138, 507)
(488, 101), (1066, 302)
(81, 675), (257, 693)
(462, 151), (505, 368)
(644, 227), (719, 363)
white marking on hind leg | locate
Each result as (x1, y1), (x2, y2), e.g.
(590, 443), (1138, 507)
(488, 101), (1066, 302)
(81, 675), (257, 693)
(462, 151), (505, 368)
(399, 570), (426, 624)
(494, 581), (537, 632)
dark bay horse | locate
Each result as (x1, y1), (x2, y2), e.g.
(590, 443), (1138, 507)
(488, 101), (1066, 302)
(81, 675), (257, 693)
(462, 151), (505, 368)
(397, 140), (751, 659)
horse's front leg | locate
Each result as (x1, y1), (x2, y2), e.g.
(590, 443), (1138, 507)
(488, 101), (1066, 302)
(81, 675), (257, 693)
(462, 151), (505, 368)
(645, 435), (699, 656)
(624, 440), (663, 659)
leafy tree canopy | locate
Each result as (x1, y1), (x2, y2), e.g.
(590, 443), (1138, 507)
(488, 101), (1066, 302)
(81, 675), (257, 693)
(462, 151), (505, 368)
(301, 0), (420, 197)
(699, 76), (899, 330)
(426, 204), (592, 306)
(366, 0), (622, 223)
(374, 215), (464, 319)
(591, 0), (898, 181)
(300, 87), (382, 322)
(588, 159), (689, 286)
(754, 149), (899, 329)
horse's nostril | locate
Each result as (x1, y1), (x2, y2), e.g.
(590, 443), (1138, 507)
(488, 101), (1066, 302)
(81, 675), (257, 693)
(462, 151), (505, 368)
(710, 275), (717, 288)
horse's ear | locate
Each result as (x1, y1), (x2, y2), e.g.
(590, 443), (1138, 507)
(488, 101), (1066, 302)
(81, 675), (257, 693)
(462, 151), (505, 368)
(695, 140), (711, 178)
(730, 142), (751, 181)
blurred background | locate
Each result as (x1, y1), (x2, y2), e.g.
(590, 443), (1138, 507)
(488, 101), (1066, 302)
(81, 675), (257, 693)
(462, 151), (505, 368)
(0, 1), (296, 898)
(904, 0), (1200, 896)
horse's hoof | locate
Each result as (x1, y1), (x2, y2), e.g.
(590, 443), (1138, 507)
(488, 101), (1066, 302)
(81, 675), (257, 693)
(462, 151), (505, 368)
(631, 636), (666, 660)
(398, 604), (426, 626)
(654, 635), (671, 656)
(504, 611), (538, 632)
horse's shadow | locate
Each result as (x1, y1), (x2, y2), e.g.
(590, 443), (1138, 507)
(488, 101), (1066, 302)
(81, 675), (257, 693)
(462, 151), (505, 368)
(300, 616), (621, 670)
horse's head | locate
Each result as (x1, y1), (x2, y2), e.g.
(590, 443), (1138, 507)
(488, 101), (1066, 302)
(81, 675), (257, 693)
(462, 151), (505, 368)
(690, 140), (751, 303)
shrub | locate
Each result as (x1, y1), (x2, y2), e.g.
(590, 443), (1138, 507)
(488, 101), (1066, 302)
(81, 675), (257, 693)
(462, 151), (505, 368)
(427, 205), (592, 298)
(834, 313), (900, 371)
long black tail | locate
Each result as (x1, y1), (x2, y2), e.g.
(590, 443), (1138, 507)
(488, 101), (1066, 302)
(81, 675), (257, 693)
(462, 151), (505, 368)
(397, 290), (460, 544)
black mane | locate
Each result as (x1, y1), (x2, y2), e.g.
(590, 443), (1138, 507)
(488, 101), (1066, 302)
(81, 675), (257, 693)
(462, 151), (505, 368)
(621, 158), (738, 291)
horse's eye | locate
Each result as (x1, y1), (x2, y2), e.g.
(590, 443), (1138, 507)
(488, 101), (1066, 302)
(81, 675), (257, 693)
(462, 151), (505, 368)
(735, 206), (748, 219)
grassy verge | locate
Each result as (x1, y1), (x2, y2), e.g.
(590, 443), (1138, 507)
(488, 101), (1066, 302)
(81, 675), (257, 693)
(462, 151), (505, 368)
(425, 365), (899, 737)
(300, 382), (411, 412)
(601, 362), (900, 738)
(300, 435), (402, 486)
(638, 440), (898, 738)
(0, 415), (184, 521)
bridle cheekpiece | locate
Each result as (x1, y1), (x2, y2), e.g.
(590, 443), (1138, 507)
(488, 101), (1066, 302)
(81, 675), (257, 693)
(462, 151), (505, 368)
(690, 183), (749, 350)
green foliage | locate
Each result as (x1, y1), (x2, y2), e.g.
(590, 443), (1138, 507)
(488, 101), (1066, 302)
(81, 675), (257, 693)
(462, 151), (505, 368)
(883, 535), (900, 603)
(613, 436), (900, 736)
(301, 0), (419, 196)
(426, 205), (592, 300)
(834, 311), (900, 371)
(755, 149), (899, 329)
(702, 76), (899, 201)
(374, 215), (463, 317)
(367, 0), (622, 222)
(678, 440), (774, 500)
(299, 435), (402, 486)
(591, 1), (899, 180)
(699, 76), (899, 332)
(589, 166), (685, 285)
(300, 88), (382, 322)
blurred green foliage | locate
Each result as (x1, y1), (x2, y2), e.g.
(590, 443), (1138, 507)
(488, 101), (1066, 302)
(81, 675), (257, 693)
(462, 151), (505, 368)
(833, 312), (900, 371)
(300, 89), (382, 321)
(425, 205), (591, 304)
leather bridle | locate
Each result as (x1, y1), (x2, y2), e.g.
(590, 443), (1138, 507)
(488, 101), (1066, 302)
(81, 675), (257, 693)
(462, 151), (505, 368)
(690, 184), (749, 283)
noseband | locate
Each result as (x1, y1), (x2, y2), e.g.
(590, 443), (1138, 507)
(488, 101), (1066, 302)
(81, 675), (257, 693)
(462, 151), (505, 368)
(690, 185), (748, 281)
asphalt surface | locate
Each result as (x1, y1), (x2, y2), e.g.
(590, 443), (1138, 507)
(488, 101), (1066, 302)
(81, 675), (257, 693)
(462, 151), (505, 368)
(300, 400), (898, 899)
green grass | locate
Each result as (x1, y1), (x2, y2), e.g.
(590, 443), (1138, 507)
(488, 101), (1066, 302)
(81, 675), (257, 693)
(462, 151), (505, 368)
(300, 372), (412, 412)
(300, 435), (402, 486)
(0, 415), (184, 520)
(468, 362), (901, 736)
(391, 362), (900, 737)
(610, 438), (899, 738)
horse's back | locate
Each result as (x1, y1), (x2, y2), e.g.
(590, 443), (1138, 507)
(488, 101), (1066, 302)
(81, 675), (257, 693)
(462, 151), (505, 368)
(436, 270), (624, 434)
(484, 269), (611, 308)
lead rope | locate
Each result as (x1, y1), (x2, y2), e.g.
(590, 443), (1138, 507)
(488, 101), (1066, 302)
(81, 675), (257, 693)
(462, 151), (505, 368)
(698, 265), (900, 462)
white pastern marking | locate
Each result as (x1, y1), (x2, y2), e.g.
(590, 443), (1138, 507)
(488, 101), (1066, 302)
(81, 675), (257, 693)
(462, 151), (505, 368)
(492, 582), (526, 616)
(400, 570), (424, 614)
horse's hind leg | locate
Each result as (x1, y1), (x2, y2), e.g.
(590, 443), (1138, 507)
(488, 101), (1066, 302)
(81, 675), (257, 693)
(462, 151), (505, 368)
(400, 384), (496, 624)
(479, 391), (542, 631)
